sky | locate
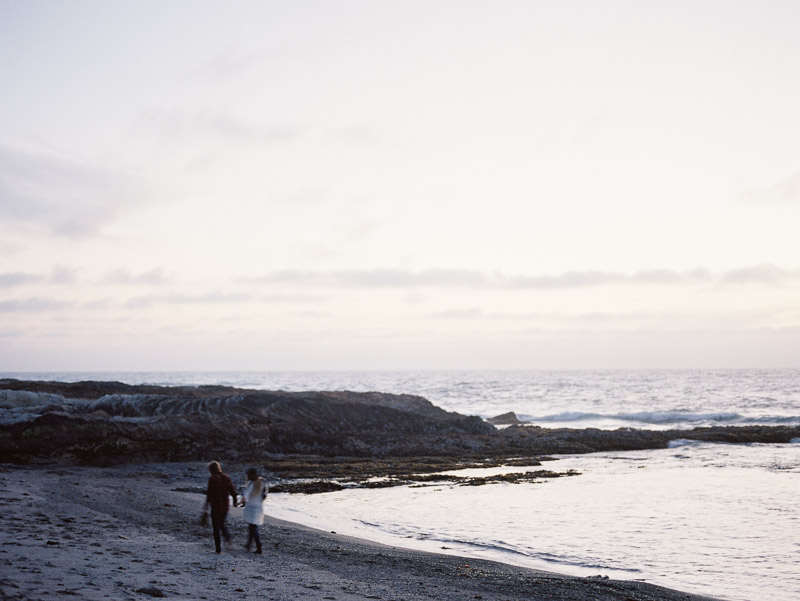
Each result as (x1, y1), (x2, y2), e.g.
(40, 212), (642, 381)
(2, 0), (800, 371)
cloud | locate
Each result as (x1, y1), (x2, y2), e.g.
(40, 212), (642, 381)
(0, 297), (73, 312)
(261, 293), (330, 304)
(194, 48), (260, 79)
(246, 265), (800, 291)
(770, 170), (800, 201)
(505, 268), (712, 289)
(0, 272), (43, 287)
(138, 109), (302, 147)
(0, 266), (77, 288)
(139, 108), (381, 153)
(124, 292), (252, 309)
(250, 267), (716, 290)
(428, 308), (648, 323)
(81, 298), (113, 310)
(632, 268), (712, 284)
(431, 307), (484, 319)
(103, 268), (168, 286)
(253, 268), (489, 288)
(721, 264), (800, 286)
(49, 265), (78, 285)
(743, 169), (800, 203)
(123, 290), (329, 309)
(504, 271), (625, 288)
(0, 145), (149, 238)
(425, 307), (800, 340)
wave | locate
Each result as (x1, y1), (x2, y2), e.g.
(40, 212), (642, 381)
(667, 438), (707, 448)
(411, 534), (639, 575)
(520, 410), (800, 427)
(0, 389), (66, 409)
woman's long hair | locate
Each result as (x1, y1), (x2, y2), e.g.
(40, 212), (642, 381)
(246, 468), (263, 496)
(250, 477), (263, 497)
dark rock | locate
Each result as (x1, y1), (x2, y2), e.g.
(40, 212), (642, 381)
(172, 486), (206, 494)
(0, 381), (494, 464)
(487, 412), (525, 425)
(270, 480), (345, 494)
(136, 587), (166, 597)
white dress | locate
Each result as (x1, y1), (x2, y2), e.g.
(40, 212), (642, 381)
(242, 479), (266, 526)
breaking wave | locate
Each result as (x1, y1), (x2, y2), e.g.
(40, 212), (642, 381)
(519, 410), (800, 428)
(0, 389), (66, 409)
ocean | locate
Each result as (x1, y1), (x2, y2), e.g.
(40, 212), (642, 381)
(4, 369), (799, 601)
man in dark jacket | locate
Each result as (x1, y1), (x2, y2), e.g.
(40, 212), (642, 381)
(204, 461), (238, 553)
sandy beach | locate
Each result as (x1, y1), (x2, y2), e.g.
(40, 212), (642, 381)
(1, 462), (721, 601)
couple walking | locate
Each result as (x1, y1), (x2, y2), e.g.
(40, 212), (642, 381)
(204, 461), (266, 554)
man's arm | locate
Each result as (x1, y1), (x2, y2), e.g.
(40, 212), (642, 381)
(227, 475), (238, 507)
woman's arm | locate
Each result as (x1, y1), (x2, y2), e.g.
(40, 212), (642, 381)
(241, 481), (253, 506)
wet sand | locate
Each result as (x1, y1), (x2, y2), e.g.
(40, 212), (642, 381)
(0, 463), (721, 601)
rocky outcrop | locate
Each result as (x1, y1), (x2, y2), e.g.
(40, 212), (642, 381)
(0, 379), (493, 464)
(494, 423), (800, 454)
(1, 379), (799, 466)
(487, 411), (524, 425)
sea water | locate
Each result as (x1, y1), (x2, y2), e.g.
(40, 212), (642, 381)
(267, 441), (800, 601)
(4, 369), (800, 601)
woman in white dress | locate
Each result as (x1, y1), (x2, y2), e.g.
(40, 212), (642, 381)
(241, 467), (266, 554)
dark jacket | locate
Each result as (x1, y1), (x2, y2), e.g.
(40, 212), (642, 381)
(206, 472), (237, 515)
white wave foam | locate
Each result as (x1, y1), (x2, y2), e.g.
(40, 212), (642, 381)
(621, 411), (742, 424)
(527, 410), (745, 426)
(522, 411), (800, 428)
(522, 411), (603, 423)
(0, 389), (65, 409)
(667, 439), (704, 448)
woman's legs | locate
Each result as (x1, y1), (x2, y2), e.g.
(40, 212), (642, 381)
(248, 524), (262, 553)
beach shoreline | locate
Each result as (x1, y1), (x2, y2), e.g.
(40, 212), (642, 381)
(1, 462), (722, 601)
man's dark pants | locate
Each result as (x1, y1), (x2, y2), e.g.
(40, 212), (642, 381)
(211, 511), (231, 553)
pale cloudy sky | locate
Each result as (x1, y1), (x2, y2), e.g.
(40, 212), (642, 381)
(2, 0), (800, 371)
